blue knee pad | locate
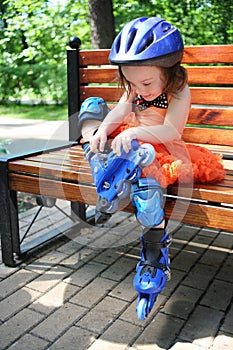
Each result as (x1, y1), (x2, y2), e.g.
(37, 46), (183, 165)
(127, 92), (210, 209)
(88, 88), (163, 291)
(131, 177), (165, 227)
(78, 97), (110, 130)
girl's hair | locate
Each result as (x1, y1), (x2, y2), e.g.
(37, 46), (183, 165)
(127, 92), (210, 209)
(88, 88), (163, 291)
(118, 63), (188, 98)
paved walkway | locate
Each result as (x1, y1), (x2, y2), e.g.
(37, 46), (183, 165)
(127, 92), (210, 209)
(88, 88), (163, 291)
(0, 201), (232, 350)
(0, 117), (69, 154)
(0, 118), (233, 349)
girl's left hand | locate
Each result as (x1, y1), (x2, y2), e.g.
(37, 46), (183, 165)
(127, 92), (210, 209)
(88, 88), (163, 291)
(111, 128), (137, 156)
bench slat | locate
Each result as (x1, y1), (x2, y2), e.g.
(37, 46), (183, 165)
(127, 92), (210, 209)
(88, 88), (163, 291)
(80, 66), (233, 85)
(165, 198), (232, 231)
(9, 163), (233, 204)
(78, 45), (233, 66)
(9, 161), (93, 183)
(182, 127), (233, 146)
(187, 66), (233, 85)
(80, 86), (233, 105)
(188, 108), (233, 126)
(9, 174), (233, 231)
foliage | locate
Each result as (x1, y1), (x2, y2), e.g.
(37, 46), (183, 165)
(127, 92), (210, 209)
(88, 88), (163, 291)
(0, 0), (232, 104)
(0, 103), (67, 120)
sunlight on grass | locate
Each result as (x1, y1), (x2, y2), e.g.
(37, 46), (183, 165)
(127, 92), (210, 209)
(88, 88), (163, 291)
(0, 104), (68, 121)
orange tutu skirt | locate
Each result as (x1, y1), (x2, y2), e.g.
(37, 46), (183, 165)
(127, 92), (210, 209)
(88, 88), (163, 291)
(110, 120), (225, 188)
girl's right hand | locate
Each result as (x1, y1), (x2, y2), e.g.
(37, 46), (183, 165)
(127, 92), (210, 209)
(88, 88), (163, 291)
(90, 129), (108, 153)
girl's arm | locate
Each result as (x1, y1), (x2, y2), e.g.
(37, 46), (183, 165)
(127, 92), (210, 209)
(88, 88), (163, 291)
(90, 91), (136, 152)
(111, 85), (191, 155)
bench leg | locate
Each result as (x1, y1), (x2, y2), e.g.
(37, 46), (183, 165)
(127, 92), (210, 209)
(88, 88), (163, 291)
(0, 161), (20, 267)
(71, 202), (86, 221)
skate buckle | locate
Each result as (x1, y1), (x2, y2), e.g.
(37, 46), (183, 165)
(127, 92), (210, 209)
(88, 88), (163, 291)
(103, 181), (110, 189)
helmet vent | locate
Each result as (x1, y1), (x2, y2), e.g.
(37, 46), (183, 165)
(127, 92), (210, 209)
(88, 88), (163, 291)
(162, 22), (171, 33)
(137, 34), (154, 54)
(126, 29), (137, 52)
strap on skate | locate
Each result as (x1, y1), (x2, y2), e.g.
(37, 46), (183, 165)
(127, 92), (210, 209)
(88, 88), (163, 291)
(139, 258), (170, 278)
(143, 237), (171, 249)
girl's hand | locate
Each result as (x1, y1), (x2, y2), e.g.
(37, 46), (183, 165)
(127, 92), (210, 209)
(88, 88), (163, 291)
(111, 128), (137, 156)
(90, 129), (108, 153)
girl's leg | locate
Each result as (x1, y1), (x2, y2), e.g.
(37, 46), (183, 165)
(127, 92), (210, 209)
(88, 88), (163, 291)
(79, 97), (112, 224)
(131, 177), (171, 320)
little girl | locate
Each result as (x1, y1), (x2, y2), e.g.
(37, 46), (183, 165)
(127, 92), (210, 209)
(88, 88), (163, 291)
(79, 17), (225, 320)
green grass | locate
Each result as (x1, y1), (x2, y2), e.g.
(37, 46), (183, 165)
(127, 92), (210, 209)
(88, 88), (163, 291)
(0, 104), (68, 121)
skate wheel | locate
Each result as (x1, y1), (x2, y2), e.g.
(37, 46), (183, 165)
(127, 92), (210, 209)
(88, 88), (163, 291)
(128, 166), (142, 182)
(140, 144), (155, 167)
(136, 298), (148, 321)
(116, 181), (131, 199)
(104, 197), (119, 213)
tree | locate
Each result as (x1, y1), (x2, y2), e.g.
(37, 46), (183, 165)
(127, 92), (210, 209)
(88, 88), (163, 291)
(88, 0), (115, 48)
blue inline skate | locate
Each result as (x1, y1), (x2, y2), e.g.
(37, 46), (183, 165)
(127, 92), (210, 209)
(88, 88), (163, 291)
(130, 177), (171, 320)
(83, 140), (155, 219)
(134, 227), (171, 320)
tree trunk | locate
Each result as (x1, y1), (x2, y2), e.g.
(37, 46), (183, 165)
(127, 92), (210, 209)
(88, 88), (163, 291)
(88, 0), (115, 49)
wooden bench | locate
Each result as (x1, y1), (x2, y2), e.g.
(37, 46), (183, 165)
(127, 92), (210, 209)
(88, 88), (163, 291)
(0, 42), (232, 266)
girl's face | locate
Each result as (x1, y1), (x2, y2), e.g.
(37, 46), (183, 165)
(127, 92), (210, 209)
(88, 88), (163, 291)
(121, 65), (165, 101)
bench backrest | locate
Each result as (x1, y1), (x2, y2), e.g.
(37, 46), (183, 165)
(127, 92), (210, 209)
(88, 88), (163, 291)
(67, 44), (233, 146)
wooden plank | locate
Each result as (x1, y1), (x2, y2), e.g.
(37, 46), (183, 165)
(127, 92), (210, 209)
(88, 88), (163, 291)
(164, 198), (233, 232)
(80, 86), (122, 103)
(9, 174), (233, 232)
(182, 127), (233, 146)
(9, 161), (93, 183)
(188, 108), (233, 126)
(167, 183), (233, 204)
(79, 49), (110, 66)
(80, 66), (233, 85)
(80, 86), (233, 105)
(80, 67), (118, 84)
(187, 66), (233, 85)
(183, 45), (233, 64)
(190, 87), (233, 106)
(78, 45), (233, 66)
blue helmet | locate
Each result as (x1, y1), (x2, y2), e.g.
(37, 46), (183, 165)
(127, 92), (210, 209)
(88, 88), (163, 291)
(109, 17), (184, 67)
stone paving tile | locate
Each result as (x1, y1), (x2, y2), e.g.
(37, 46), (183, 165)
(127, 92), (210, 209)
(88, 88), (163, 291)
(28, 280), (79, 315)
(171, 249), (201, 273)
(212, 231), (233, 250)
(0, 308), (45, 350)
(87, 319), (142, 350)
(31, 302), (87, 342)
(65, 261), (107, 287)
(77, 296), (128, 334)
(132, 312), (185, 350)
(172, 224), (201, 241)
(216, 255), (233, 284)
(26, 265), (73, 292)
(60, 246), (100, 269)
(199, 247), (228, 268)
(211, 332), (233, 350)
(69, 276), (117, 308)
(0, 286), (41, 321)
(200, 279), (233, 311)
(220, 302), (233, 335)
(48, 326), (96, 350)
(182, 263), (218, 290)
(170, 342), (207, 349)
(179, 305), (224, 348)
(109, 272), (137, 302)
(0, 268), (39, 298)
(100, 256), (136, 281)
(162, 284), (203, 319)
(7, 333), (49, 350)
